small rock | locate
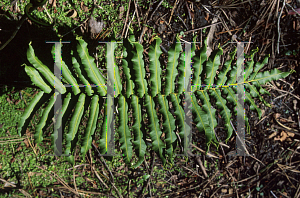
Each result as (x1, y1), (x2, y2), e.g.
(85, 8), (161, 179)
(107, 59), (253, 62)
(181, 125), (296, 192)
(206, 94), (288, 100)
(89, 17), (105, 34)
(158, 23), (166, 34)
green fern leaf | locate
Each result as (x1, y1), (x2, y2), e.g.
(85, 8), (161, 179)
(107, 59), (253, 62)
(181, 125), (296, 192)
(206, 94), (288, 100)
(144, 95), (166, 165)
(191, 92), (215, 148)
(27, 44), (66, 94)
(156, 94), (176, 161)
(99, 96), (114, 154)
(34, 92), (58, 144)
(253, 81), (271, 95)
(215, 48), (236, 86)
(192, 39), (207, 91)
(18, 91), (45, 136)
(20, 36), (292, 166)
(196, 90), (217, 131)
(248, 55), (269, 81)
(250, 68), (290, 85)
(184, 38), (197, 93)
(236, 85), (262, 119)
(65, 93), (86, 158)
(107, 41), (122, 97)
(177, 49), (185, 94)
(131, 42), (148, 98)
(131, 95), (146, 168)
(169, 94), (190, 154)
(178, 38), (196, 94)
(203, 46), (223, 89)
(210, 89), (233, 142)
(77, 38), (107, 96)
(81, 95), (100, 156)
(165, 39), (182, 95)
(51, 44), (81, 95)
(24, 66), (52, 93)
(149, 37), (162, 97)
(245, 83), (271, 107)
(244, 48), (258, 80)
(71, 53), (94, 96)
(52, 92), (72, 155)
(117, 95), (133, 164)
(122, 41), (135, 97)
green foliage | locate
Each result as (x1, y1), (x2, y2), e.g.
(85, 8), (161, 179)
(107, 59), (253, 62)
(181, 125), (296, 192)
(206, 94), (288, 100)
(19, 34), (290, 167)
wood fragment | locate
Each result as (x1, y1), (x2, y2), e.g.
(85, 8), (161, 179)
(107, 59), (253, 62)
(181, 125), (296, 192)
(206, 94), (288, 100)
(196, 156), (208, 178)
(133, 0), (141, 29)
(168, 0), (178, 24)
(206, 11), (220, 57)
(121, 0), (131, 38)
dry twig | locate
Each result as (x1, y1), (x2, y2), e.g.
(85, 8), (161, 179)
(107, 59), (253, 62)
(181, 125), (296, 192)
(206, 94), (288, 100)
(195, 156), (208, 178)
(133, 0), (141, 29)
(168, 0), (178, 24)
(149, 0), (163, 21)
(277, 0), (286, 54)
(121, 0), (131, 38)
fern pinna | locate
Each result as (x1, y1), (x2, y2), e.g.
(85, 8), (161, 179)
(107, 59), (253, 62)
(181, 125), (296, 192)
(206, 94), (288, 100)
(19, 34), (290, 166)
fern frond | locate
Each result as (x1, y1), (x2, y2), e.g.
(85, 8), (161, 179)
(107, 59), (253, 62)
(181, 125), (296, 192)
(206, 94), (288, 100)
(192, 39), (207, 91)
(122, 42), (135, 97)
(197, 91), (217, 128)
(99, 96), (114, 155)
(241, 86), (262, 119)
(203, 46), (223, 90)
(117, 95), (133, 165)
(20, 35), (291, 167)
(51, 44), (81, 95)
(177, 38), (196, 94)
(34, 92), (57, 144)
(71, 53), (94, 96)
(177, 48), (185, 94)
(131, 42), (148, 98)
(245, 83), (271, 107)
(149, 37), (162, 97)
(81, 95), (100, 156)
(52, 92), (72, 155)
(215, 48), (236, 86)
(250, 68), (290, 84)
(18, 91), (45, 136)
(244, 48), (258, 80)
(27, 44), (66, 94)
(131, 95), (146, 168)
(210, 89), (232, 141)
(144, 95), (166, 165)
(77, 38), (107, 96)
(191, 92), (215, 148)
(65, 93), (86, 160)
(248, 55), (269, 81)
(107, 41), (122, 97)
(165, 39), (182, 95)
(169, 94), (190, 154)
(24, 66), (52, 93)
(156, 94), (176, 161)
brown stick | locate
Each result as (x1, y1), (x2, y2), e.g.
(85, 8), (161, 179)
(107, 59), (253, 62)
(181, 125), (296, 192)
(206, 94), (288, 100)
(168, 0), (178, 24)
(196, 156), (208, 178)
(149, 0), (163, 21)
(133, 0), (141, 29)
(183, 22), (222, 34)
(0, 15), (27, 51)
(121, 0), (131, 38)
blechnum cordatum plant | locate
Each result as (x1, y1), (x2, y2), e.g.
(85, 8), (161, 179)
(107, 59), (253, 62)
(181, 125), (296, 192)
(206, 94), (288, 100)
(18, 30), (290, 167)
